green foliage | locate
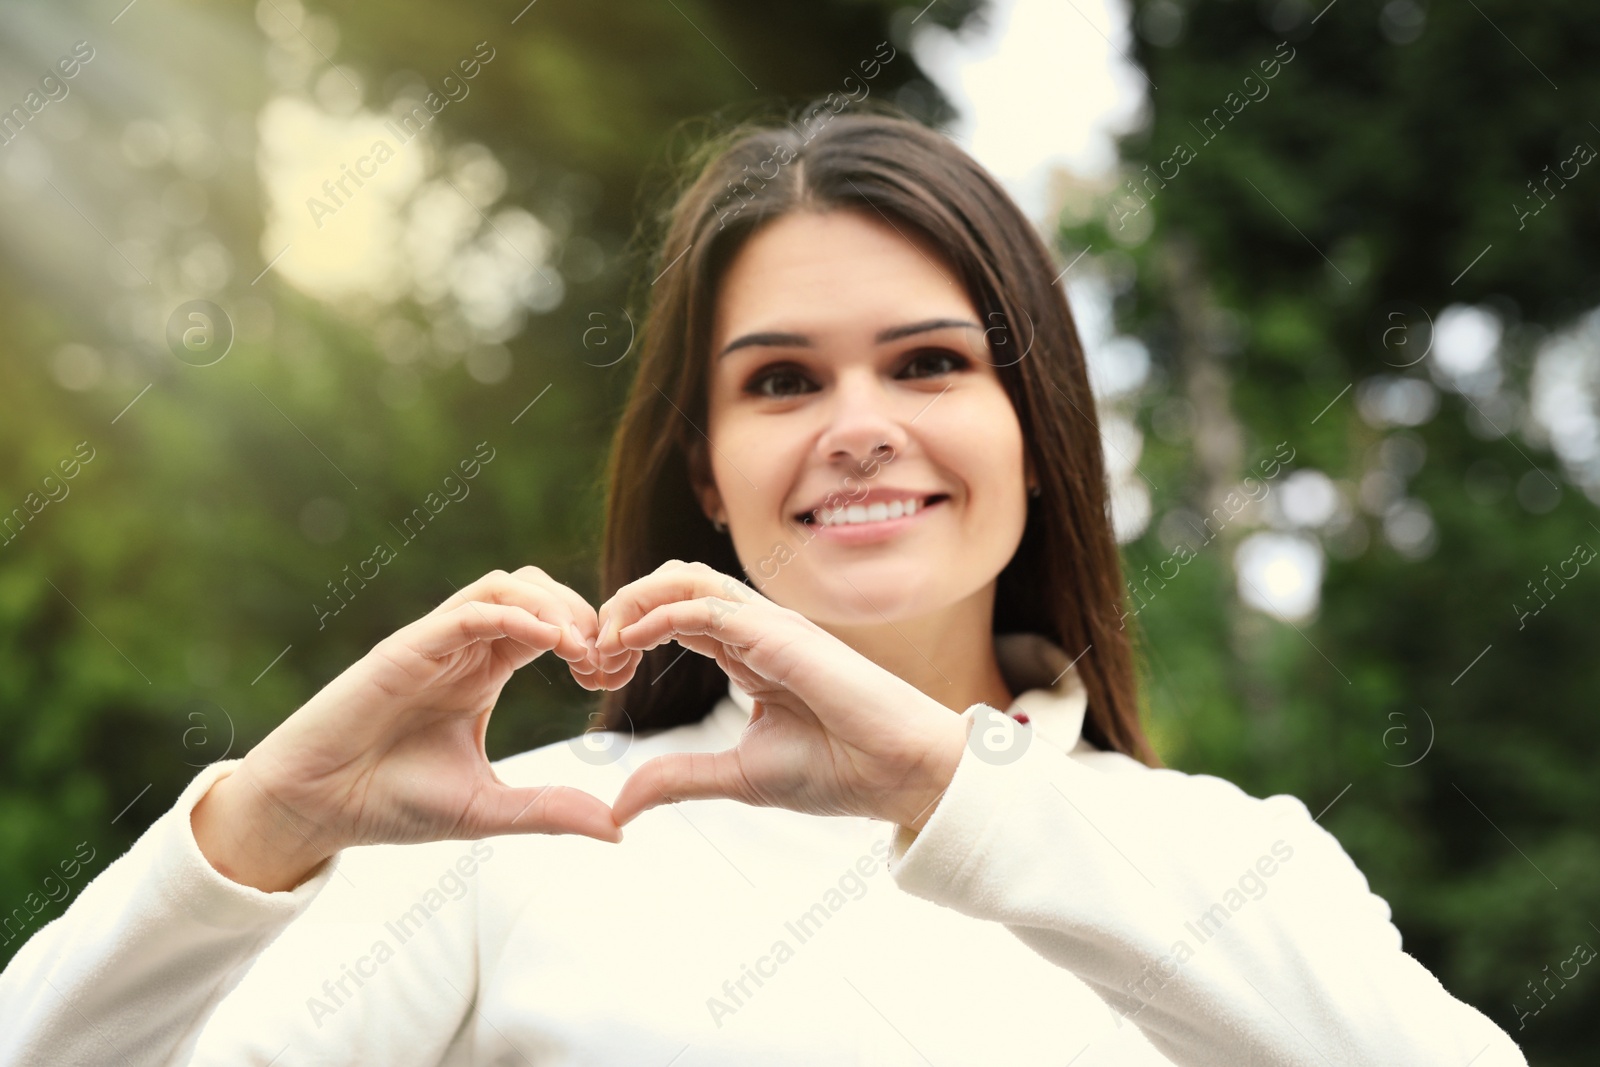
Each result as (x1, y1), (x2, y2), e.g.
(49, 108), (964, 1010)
(1070, 1), (1600, 1059)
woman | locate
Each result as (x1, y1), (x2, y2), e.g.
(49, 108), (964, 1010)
(0, 101), (1527, 1066)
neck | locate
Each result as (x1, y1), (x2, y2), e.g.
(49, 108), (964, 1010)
(820, 585), (1014, 713)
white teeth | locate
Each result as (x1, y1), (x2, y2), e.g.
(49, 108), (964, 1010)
(814, 497), (925, 527)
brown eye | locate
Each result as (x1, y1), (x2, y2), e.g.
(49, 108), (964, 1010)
(745, 364), (815, 398)
(899, 348), (970, 378)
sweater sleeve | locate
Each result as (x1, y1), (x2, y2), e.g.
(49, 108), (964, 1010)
(884, 704), (1530, 1067)
(0, 759), (489, 1067)
(0, 758), (341, 1066)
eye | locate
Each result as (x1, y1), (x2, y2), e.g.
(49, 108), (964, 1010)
(744, 363), (816, 399)
(899, 347), (971, 378)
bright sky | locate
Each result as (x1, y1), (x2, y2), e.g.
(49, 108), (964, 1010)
(910, 0), (1147, 222)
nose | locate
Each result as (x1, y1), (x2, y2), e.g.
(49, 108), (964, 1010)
(813, 368), (906, 470)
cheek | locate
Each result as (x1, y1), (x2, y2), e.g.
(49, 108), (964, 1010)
(936, 394), (1027, 492)
(711, 412), (793, 517)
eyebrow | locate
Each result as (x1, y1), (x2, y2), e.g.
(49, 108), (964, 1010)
(716, 317), (984, 359)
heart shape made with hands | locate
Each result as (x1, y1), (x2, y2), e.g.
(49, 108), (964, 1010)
(549, 560), (969, 833)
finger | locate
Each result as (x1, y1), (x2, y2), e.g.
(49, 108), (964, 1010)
(566, 633), (607, 680)
(427, 568), (516, 617)
(614, 596), (760, 657)
(569, 647), (639, 691)
(644, 627), (725, 661)
(426, 570), (593, 667)
(611, 749), (748, 827)
(588, 647), (641, 690)
(509, 566), (601, 645)
(407, 601), (563, 665)
(597, 561), (760, 656)
(469, 782), (623, 843)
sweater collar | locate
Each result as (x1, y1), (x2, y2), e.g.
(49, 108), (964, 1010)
(707, 631), (1094, 755)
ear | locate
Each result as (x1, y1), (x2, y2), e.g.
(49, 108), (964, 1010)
(686, 438), (725, 526)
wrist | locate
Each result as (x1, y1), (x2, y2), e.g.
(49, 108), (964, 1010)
(191, 762), (335, 893)
(894, 708), (968, 833)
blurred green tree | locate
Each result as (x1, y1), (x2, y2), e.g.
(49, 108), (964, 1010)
(1061, 0), (1600, 1060)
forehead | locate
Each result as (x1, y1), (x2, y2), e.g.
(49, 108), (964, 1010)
(710, 207), (978, 351)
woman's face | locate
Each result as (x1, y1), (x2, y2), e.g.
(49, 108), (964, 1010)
(697, 206), (1034, 629)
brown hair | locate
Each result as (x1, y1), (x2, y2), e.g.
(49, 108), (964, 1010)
(596, 96), (1160, 768)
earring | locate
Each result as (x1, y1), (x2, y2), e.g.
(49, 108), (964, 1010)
(1029, 485), (1042, 498)
(712, 515), (727, 533)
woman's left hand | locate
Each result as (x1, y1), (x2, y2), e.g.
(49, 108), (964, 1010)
(593, 560), (969, 831)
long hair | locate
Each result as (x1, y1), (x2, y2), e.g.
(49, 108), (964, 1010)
(596, 97), (1160, 768)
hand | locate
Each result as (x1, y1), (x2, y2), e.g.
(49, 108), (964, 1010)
(192, 567), (622, 892)
(595, 561), (969, 831)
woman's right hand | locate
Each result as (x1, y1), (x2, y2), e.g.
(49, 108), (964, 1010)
(191, 567), (622, 892)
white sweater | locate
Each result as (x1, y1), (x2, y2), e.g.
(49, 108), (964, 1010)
(0, 633), (1528, 1066)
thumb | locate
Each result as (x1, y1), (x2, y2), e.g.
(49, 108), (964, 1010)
(611, 749), (749, 827)
(470, 782), (623, 844)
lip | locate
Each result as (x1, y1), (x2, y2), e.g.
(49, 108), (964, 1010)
(797, 494), (948, 545)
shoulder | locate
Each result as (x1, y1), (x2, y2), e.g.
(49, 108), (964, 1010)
(1072, 745), (1313, 818)
(1067, 746), (1354, 864)
(1069, 748), (1397, 942)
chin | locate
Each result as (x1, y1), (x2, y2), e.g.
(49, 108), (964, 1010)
(796, 567), (946, 624)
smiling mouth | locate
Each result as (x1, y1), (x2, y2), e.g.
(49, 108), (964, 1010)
(793, 495), (940, 527)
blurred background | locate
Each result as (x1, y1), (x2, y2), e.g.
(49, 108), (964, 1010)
(1, 0), (1595, 1058)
